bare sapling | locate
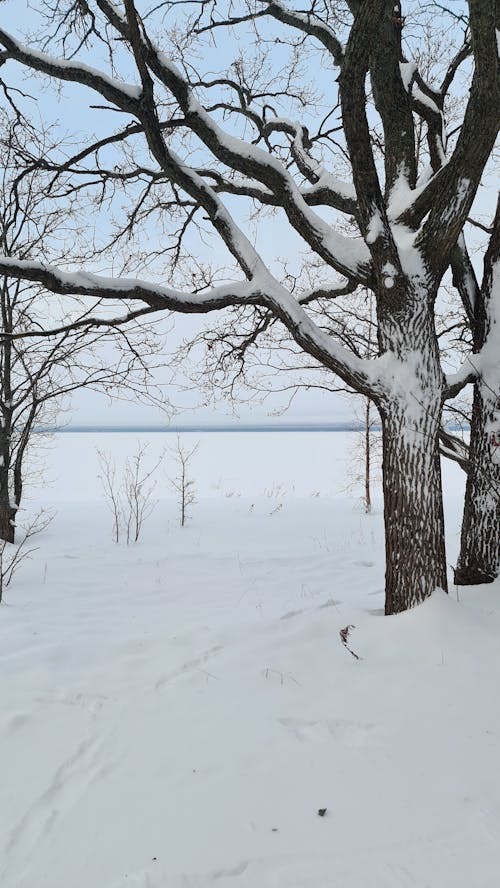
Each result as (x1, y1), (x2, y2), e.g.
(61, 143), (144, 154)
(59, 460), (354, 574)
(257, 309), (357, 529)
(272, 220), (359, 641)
(361, 397), (382, 514)
(123, 443), (164, 544)
(97, 444), (164, 543)
(0, 508), (53, 604)
(97, 449), (122, 543)
(341, 398), (382, 513)
(169, 436), (199, 527)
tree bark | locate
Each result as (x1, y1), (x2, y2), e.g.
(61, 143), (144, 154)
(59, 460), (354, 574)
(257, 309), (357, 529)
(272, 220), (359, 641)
(364, 397), (372, 513)
(455, 382), (500, 585)
(0, 502), (16, 544)
(0, 278), (15, 543)
(455, 196), (500, 585)
(377, 283), (448, 614)
(0, 426), (15, 544)
(381, 406), (448, 614)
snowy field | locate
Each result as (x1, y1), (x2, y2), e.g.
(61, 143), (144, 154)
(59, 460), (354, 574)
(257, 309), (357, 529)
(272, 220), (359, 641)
(1, 430), (499, 888)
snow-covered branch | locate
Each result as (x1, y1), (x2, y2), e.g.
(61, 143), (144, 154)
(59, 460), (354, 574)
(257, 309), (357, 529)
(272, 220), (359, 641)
(417, 0), (500, 270)
(257, 0), (345, 66)
(0, 18), (371, 284)
(0, 29), (142, 110)
(0, 256), (382, 399)
(0, 258), (261, 311)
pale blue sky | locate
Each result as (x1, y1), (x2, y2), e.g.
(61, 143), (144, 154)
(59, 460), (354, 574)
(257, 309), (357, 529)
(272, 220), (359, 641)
(0, 0), (491, 426)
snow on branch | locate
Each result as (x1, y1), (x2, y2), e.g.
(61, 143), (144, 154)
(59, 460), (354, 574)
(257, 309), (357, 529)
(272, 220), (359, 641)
(445, 356), (479, 400)
(0, 257), (261, 312)
(450, 235), (481, 329)
(144, 49), (371, 282)
(338, 0), (403, 278)
(257, 0), (345, 66)
(417, 0), (500, 271)
(369, 5), (417, 193)
(92, 1), (371, 281)
(0, 11), (371, 284)
(0, 29), (142, 110)
(0, 256), (383, 400)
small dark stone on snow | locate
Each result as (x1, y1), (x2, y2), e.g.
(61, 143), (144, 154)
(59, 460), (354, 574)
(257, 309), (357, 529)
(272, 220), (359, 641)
(317, 808), (327, 817)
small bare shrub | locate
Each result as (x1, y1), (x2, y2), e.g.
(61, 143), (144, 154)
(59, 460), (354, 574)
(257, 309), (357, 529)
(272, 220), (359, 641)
(97, 449), (122, 543)
(124, 444), (164, 543)
(169, 436), (199, 527)
(0, 508), (54, 604)
(97, 443), (164, 543)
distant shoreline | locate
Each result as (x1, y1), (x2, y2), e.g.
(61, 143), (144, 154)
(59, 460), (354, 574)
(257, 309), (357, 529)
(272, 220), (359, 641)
(34, 422), (467, 434)
(34, 423), (369, 434)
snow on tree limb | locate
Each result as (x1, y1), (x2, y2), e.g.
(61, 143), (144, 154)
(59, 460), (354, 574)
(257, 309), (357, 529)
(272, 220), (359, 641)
(0, 29), (142, 109)
(417, 0), (500, 271)
(369, 2), (417, 194)
(0, 21), (371, 284)
(450, 235), (481, 329)
(0, 256), (382, 398)
(256, 0), (345, 66)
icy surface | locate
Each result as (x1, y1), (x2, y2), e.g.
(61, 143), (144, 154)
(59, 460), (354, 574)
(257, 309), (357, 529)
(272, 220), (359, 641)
(1, 430), (498, 888)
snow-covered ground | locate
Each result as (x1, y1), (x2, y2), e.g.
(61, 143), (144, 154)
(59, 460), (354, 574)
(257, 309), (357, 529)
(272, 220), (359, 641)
(1, 430), (499, 888)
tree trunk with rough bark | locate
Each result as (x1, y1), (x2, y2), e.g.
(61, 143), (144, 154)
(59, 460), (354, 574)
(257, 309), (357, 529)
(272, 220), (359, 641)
(381, 406), (448, 614)
(0, 460), (15, 544)
(0, 502), (15, 544)
(364, 398), (372, 514)
(455, 383), (500, 584)
(0, 426), (15, 543)
(455, 197), (500, 585)
(0, 281), (15, 544)
(377, 288), (448, 614)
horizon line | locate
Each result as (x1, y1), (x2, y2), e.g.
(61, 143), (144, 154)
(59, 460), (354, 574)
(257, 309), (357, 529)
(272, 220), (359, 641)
(33, 421), (468, 434)
(35, 421), (368, 433)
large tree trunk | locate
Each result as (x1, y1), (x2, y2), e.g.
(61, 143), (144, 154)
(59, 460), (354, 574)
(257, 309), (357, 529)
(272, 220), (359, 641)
(377, 284), (448, 615)
(455, 383), (500, 585)
(381, 406), (448, 614)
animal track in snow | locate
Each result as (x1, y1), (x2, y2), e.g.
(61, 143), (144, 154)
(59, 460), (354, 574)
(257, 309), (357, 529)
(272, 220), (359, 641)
(155, 644), (223, 690)
(1, 734), (106, 885)
(33, 690), (108, 717)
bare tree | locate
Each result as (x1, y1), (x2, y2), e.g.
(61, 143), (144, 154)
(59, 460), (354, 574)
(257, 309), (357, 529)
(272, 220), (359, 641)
(169, 436), (198, 527)
(97, 449), (122, 543)
(0, 115), (166, 542)
(0, 1), (498, 612)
